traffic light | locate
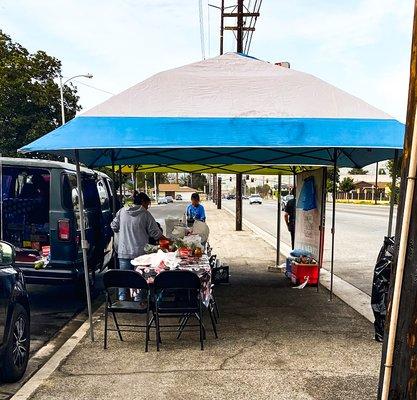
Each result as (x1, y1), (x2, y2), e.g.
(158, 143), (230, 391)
(246, 175), (249, 180)
(266, 179), (269, 183)
(229, 177), (232, 182)
(251, 178), (254, 182)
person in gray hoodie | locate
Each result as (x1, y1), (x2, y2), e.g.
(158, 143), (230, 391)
(111, 192), (165, 301)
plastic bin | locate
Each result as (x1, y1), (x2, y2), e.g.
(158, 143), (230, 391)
(291, 262), (319, 286)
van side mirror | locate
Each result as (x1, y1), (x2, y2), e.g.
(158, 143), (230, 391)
(0, 241), (16, 266)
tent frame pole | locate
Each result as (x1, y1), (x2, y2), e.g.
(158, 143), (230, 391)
(236, 173), (243, 231)
(330, 149), (338, 301)
(217, 176), (222, 209)
(276, 174), (282, 267)
(119, 166), (123, 205)
(111, 151), (117, 215)
(388, 149), (399, 237)
(74, 150), (94, 341)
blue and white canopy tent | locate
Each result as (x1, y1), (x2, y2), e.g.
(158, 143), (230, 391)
(19, 53), (404, 339)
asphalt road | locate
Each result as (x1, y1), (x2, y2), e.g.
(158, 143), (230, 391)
(222, 199), (397, 296)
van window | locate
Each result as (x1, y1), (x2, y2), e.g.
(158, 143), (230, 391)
(1, 167), (50, 249)
(96, 178), (110, 210)
(62, 173), (100, 210)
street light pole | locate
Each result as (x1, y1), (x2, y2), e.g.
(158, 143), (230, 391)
(59, 73), (93, 163)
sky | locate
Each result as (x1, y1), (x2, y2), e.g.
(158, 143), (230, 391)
(1, 0), (414, 124)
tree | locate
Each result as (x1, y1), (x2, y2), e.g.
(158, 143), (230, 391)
(386, 156), (402, 205)
(339, 177), (355, 193)
(0, 30), (80, 157)
(326, 167), (340, 192)
(179, 173), (208, 191)
(387, 156), (402, 182)
(255, 184), (271, 198)
(348, 167), (368, 175)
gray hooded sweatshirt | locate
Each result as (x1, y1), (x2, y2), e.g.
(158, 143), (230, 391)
(111, 205), (162, 259)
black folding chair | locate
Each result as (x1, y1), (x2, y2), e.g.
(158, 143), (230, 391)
(103, 269), (151, 352)
(153, 271), (205, 351)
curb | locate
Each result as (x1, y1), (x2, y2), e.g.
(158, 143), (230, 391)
(11, 308), (102, 400)
(221, 205), (374, 323)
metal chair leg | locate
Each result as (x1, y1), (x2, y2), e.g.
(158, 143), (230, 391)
(209, 307), (218, 339)
(145, 303), (150, 353)
(212, 293), (220, 319)
(155, 308), (161, 351)
(177, 314), (191, 339)
(198, 304), (204, 351)
(111, 311), (123, 341)
(103, 303), (108, 349)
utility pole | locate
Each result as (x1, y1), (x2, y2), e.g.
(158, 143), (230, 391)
(378, 1), (417, 398)
(220, 0), (224, 54)
(236, 0), (244, 53)
(219, 0), (260, 55)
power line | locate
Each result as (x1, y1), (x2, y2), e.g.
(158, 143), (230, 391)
(72, 79), (115, 96)
(207, 0), (211, 57)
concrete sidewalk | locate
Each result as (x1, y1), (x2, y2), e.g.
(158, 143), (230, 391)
(21, 203), (381, 400)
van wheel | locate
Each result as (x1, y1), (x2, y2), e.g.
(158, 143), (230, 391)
(1, 304), (30, 383)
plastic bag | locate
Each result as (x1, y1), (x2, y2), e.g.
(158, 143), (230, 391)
(371, 236), (395, 342)
(191, 220), (210, 243)
(183, 234), (204, 249)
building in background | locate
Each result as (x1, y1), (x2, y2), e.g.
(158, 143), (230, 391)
(158, 183), (198, 201)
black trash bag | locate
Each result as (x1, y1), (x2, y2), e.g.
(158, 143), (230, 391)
(371, 236), (395, 342)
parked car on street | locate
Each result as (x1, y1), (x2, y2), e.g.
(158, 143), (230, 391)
(175, 194), (183, 201)
(0, 241), (30, 383)
(0, 157), (115, 285)
(249, 194), (263, 205)
(157, 196), (168, 204)
(226, 194), (236, 200)
(165, 195), (174, 203)
(281, 194), (294, 210)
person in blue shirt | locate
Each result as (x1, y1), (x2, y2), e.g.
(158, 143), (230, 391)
(186, 193), (206, 226)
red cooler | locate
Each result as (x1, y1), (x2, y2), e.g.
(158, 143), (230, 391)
(291, 262), (320, 286)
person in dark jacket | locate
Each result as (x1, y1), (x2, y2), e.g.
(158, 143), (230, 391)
(284, 189), (296, 249)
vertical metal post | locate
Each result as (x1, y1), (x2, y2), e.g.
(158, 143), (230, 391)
(111, 152), (117, 215)
(236, 0), (244, 53)
(213, 173), (218, 204)
(153, 172), (157, 200)
(276, 175), (282, 266)
(118, 166), (123, 205)
(133, 165), (138, 191)
(74, 150), (94, 341)
(217, 177), (222, 209)
(375, 161), (379, 205)
(220, 0), (224, 55)
(388, 150), (399, 237)
(236, 173), (243, 231)
(330, 149), (338, 301)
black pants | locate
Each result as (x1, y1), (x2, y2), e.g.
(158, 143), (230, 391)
(289, 228), (295, 249)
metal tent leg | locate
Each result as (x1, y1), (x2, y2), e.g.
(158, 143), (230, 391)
(276, 174), (282, 266)
(330, 149), (338, 301)
(75, 150), (94, 341)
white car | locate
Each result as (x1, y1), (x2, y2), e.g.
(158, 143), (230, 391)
(157, 196), (168, 204)
(249, 194), (263, 205)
